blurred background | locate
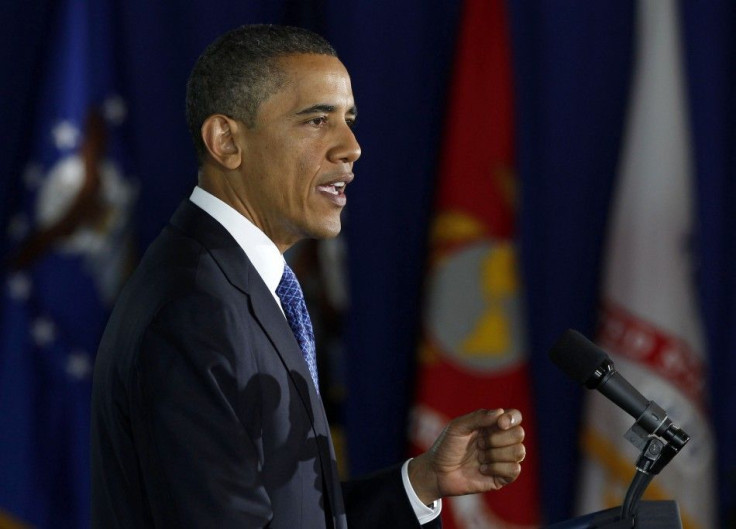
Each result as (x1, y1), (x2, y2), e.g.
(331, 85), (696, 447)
(1, 0), (735, 528)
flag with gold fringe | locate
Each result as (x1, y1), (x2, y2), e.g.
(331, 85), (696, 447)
(576, 2), (717, 528)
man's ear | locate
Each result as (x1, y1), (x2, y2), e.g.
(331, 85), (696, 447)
(201, 115), (242, 170)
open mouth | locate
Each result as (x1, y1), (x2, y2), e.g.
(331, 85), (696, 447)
(317, 181), (346, 196)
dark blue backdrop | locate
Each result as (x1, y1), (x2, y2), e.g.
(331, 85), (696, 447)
(1, 0), (735, 526)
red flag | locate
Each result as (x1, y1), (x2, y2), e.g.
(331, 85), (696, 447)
(409, 1), (541, 527)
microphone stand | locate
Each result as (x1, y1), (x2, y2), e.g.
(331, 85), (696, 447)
(544, 404), (689, 529)
(618, 407), (689, 527)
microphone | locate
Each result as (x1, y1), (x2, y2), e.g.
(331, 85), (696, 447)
(549, 329), (689, 450)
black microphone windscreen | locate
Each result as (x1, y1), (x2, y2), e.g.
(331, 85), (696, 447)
(549, 329), (610, 385)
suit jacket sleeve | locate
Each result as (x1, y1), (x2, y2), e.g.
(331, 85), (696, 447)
(130, 292), (272, 528)
(342, 465), (442, 529)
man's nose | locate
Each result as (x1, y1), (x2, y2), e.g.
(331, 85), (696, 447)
(329, 122), (361, 164)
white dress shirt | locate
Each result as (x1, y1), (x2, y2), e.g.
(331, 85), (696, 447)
(189, 186), (441, 524)
(190, 186), (285, 311)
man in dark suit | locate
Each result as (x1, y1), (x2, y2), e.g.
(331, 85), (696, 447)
(91, 24), (527, 528)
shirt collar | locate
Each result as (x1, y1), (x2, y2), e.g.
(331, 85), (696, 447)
(189, 186), (284, 297)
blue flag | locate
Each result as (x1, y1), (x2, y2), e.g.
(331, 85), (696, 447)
(0, 0), (137, 527)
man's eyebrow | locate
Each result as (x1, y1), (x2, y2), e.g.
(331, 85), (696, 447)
(295, 104), (358, 117)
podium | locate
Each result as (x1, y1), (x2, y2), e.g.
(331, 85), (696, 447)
(544, 501), (682, 529)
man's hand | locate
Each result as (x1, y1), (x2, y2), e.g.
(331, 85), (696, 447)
(408, 408), (526, 505)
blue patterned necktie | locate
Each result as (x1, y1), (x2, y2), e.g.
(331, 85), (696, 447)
(276, 263), (319, 394)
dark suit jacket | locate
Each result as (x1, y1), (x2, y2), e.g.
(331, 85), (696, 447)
(91, 200), (440, 528)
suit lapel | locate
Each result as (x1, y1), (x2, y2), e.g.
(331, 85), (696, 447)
(169, 200), (342, 525)
(243, 252), (343, 528)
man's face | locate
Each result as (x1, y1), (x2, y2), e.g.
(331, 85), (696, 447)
(235, 53), (360, 252)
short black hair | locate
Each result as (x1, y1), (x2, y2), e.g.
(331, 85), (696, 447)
(186, 24), (337, 163)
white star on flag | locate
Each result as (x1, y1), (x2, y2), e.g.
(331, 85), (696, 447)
(7, 273), (32, 301)
(52, 120), (80, 150)
(31, 317), (56, 347)
(103, 95), (127, 125)
(66, 351), (93, 380)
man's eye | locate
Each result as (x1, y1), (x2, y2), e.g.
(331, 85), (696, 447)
(346, 118), (357, 129)
(308, 116), (327, 126)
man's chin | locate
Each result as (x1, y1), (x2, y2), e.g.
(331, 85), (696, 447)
(310, 218), (342, 240)
(316, 226), (342, 240)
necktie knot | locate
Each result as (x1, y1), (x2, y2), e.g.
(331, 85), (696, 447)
(276, 264), (319, 394)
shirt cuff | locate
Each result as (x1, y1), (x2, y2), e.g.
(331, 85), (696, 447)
(401, 459), (442, 524)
